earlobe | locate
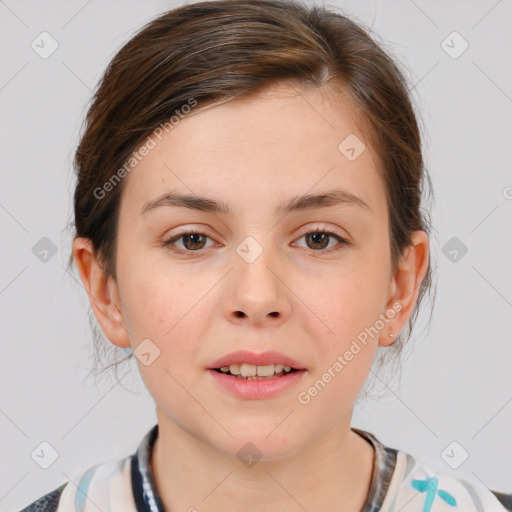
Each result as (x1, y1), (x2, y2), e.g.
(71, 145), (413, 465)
(379, 230), (430, 347)
(71, 237), (132, 349)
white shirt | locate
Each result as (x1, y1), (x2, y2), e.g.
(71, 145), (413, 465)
(18, 424), (512, 512)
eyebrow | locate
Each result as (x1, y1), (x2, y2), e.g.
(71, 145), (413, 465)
(140, 187), (371, 217)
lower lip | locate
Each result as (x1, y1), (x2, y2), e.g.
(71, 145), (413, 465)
(207, 369), (307, 399)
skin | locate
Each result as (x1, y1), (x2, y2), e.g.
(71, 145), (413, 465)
(73, 81), (429, 512)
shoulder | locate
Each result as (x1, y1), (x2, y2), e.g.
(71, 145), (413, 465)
(490, 491), (512, 511)
(16, 483), (68, 512)
(16, 455), (135, 512)
(382, 449), (512, 511)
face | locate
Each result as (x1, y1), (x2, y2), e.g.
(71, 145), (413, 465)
(79, 81), (426, 461)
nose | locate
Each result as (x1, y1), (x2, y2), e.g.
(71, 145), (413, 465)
(223, 248), (292, 327)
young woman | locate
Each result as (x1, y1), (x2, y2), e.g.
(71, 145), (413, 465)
(18, 0), (511, 511)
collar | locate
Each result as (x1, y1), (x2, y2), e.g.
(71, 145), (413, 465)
(130, 424), (397, 512)
(352, 427), (398, 511)
(131, 424), (165, 512)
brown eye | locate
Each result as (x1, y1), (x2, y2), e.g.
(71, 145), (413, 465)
(163, 231), (214, 253)
(294, 229), (350, 253)
(305, 232), (330, 250)
(181, 233), (207, 250)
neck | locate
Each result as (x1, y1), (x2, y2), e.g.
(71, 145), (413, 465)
(150, 410), (375, 512)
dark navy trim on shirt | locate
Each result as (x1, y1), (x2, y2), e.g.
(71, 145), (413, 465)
(131, 424), (166, 512)
(352, 427), (398, 512)
(17, 483), (68, 512)
(491, 490), (512, 511)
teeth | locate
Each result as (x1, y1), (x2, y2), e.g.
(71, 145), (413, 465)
(240, 363), (257, 377)
(229, 364), (241, 375)
(217, 363), (296, 378)
(256, 364), (275, 377)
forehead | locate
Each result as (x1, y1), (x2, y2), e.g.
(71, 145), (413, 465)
(120, 82), (386, 219)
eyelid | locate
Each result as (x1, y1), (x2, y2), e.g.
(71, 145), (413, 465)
(295, 222), (347, 238)
(168, 225), (215, 238)
(163, 226), (217, 246)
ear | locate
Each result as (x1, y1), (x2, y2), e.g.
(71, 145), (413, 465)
(72, 237), (132, 349)
(379, 230), (430, 347)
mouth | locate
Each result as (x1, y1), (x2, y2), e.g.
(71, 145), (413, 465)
(207, 363), (307, 399)
(207, 350), (306, 374)
(211, 363), (301, 380)
(206, 350), (307, 398)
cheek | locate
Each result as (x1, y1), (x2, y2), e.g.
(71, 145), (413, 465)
(295, 266), (387, 399)
(121, 265), (210, 371)
(119, 254), (189, 338)
(300, 279), (382, 400)
(126, 281), (205, 415)
(302, 267), (388, 340)
(124, 284), (179, 340)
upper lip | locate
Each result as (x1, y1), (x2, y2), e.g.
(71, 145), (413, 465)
(207, 350), (306, 370)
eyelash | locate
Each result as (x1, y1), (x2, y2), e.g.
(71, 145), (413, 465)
(162, 226), (351, 255)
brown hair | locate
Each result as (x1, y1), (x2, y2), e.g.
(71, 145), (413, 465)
(67, 0), (436, 395)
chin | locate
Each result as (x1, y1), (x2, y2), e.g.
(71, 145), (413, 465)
(209, 423), (308, 463)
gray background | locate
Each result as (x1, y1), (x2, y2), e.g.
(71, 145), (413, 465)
(1, 0), (511, 510)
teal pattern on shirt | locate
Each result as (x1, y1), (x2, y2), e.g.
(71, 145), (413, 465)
(411, 475), (457, 511)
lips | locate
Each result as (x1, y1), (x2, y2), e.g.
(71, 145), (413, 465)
(207, 350), (306, 371)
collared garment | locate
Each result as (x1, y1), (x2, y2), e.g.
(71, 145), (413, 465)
(17, 424), (512, 512)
